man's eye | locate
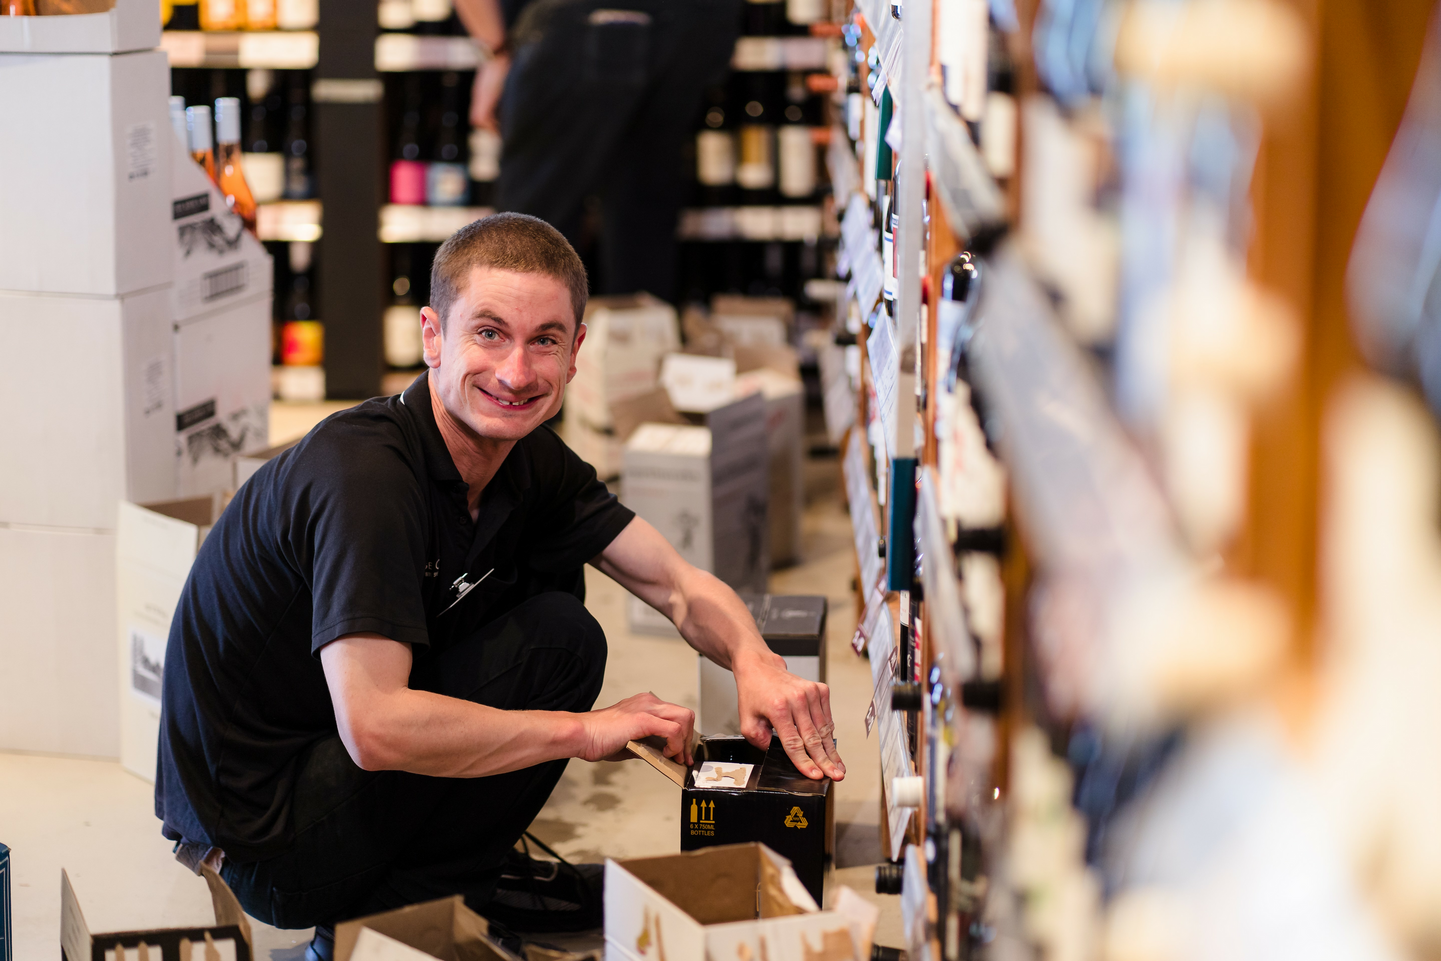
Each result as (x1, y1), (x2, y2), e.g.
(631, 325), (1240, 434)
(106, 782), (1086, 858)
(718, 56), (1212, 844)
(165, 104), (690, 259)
(480, 328), (499, 341)
(536, 337), (556, 347)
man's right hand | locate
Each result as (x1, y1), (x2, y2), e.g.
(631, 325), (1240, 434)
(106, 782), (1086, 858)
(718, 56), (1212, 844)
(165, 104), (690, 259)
(470, 52), (511, 132)
(578, 693), (695, 766)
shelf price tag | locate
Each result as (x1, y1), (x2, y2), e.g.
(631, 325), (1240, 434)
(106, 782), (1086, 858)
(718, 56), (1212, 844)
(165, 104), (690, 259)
(868, 312), (900, 462)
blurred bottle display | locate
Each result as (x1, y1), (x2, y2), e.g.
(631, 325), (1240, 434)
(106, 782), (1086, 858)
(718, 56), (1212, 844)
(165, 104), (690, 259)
(736, 74), (778, 198)
(427, 72), (469, 206)
(696, 85), (738, 205)
(391, 74), (427, 205)
(378, 0), (415, 31)
(411, 0), (453, 35)
(282, 72), (313, 199)
(215, 97), (259, 235)
(242, 69), (286, 203)
(186, 104), (218, 183)
(199, 0), (244, 32)
(385, 245), (425, 369)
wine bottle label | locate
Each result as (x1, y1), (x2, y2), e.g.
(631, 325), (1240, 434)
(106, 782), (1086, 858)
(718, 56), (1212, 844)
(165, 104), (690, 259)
(469, 128), (501, 181)
(778, 125), (816, 198)
(427, 162), (469, 206)
(246, 0), (276, 28)
(696, 130), (737, 186)
(390, 160), (428, 205)
(881, 230), (896, 297)
(377, 0), (415, 29)
(275, 0), (316, 29)
(785, 0), (823, 23)
(201, 0), (238, 27)
(384, 304), (425, 368)
(411, 0), (450, 21)
(736, 126), (775, 190)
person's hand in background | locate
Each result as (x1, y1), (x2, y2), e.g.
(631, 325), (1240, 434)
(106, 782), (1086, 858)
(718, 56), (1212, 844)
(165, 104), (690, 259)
(471, 53), (511, 131)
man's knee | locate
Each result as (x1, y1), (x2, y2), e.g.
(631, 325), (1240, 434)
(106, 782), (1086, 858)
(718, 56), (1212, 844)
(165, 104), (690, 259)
(511, 591), (607, 678)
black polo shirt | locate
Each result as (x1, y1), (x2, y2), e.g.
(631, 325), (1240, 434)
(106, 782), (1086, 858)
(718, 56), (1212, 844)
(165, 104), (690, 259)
(155, 372), (634, 862)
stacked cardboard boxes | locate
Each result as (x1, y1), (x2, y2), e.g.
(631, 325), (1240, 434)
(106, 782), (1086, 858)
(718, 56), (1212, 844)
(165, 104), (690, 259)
(0, 9), (270, 756)
(562, 294), (680, 480)
(621, 392), (770, 635)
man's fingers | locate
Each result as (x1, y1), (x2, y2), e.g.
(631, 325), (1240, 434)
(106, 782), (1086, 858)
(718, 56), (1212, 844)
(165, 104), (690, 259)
(771, 711), (824, 779)
(790, 693), (843, 781)
(805, 684), (845, 776)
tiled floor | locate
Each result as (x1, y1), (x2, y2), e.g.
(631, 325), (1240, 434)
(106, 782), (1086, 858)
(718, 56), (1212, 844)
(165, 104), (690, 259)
(0, 402), (901, 959)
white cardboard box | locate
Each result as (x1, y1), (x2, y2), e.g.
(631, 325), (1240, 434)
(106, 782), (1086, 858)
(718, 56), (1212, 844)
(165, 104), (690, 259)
(622, 392), (769, 635)
(604, 844), (873, 961)
(567, 294), (680, 431)
(117, 496), (225, 781)
(0, 285), (176, 529)
(175, 293), (272, 497)
(736, 369), (805, 568)
(170, 136), (274, 324)
(0, 49), (172, 296)
(0, 0), (161, 54)
(0, 524), (119, 757)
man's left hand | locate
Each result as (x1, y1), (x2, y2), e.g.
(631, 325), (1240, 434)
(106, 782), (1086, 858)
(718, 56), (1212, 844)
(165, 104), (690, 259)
(733, 648), (845, 781)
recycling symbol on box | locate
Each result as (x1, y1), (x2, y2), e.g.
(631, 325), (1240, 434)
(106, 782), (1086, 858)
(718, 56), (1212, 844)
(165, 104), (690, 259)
(784, 806), (808, 829)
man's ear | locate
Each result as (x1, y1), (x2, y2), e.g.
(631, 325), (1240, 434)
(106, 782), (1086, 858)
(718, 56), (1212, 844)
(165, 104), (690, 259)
(421, 306), (443, 369)
(566, 322), (587, 383)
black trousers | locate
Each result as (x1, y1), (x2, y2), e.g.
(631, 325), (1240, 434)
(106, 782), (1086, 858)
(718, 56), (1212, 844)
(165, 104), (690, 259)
(496, 0), (741, 302)
(220, 592), (607, 930)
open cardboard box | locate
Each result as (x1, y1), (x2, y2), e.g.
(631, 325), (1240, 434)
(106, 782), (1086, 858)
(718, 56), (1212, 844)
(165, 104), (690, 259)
(62, 866), (251, 961)
(334, 896), (520, 961)
(604, 843), (875, 961)
(626, 736), (832, 906)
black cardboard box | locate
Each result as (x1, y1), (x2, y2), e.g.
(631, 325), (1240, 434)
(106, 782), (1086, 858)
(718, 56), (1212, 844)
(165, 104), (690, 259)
(680, 736), (833, 906)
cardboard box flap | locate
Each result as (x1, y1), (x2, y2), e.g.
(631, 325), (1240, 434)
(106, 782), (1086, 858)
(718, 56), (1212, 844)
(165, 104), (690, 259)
(202, 865), (253, 947)
(625, 737), (688, 788)
(335, 895), (515, 961)
(615, 844), (815, 927)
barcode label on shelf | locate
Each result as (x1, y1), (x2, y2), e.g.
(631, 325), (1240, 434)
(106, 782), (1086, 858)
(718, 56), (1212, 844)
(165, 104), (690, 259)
(843, 429), (885, 593)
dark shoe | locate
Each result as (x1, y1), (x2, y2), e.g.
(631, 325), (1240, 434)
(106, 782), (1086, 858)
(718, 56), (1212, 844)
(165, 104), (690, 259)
(481, 834), (603, 934)
(304, 924), (335, 961)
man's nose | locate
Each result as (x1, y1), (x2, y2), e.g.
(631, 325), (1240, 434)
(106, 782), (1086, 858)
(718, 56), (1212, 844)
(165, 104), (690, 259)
(494, 344), (535, 390)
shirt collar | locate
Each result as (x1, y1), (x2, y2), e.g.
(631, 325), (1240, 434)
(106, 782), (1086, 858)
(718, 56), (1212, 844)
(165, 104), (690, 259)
(401, 370), (533, 498)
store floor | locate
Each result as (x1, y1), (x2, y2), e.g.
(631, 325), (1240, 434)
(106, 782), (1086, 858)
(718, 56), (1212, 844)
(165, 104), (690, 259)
(1, 401), (900, 959)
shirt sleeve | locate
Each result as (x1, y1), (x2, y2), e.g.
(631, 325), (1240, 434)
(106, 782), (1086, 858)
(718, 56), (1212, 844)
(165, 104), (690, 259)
(278, 417), (433, 655)
(525, 426), (636, 572)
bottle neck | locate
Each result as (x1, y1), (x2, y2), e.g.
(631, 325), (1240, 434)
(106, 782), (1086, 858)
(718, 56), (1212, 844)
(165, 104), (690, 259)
(216, 141), (242, 166)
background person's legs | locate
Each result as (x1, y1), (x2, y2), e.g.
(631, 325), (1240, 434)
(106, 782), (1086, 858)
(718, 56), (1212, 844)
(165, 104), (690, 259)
(495, 0), (740, 301)
(220, 592), (607, 929)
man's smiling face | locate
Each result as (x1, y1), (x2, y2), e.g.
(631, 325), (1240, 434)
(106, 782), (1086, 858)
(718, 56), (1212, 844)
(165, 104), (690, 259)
(421, 266), (585, 443)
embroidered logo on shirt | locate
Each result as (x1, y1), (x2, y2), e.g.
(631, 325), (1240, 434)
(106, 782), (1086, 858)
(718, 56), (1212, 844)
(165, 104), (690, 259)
(424, 560), (440, 579)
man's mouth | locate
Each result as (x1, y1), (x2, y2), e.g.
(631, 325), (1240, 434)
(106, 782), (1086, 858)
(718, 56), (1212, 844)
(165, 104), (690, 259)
(480, 387), (541, 410)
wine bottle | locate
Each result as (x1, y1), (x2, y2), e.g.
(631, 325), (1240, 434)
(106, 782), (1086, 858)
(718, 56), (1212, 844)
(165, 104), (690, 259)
(742, 0), (786, 36)
(377, 0), (415, 31)
(169, 0), (200, 28)
(468, 127), (501, 207)
(245, 0), (276, 30)
(427, 72), (469, 206)
(282, 72), (313, 199)
(778, 72), (815, 199)
(186, 105), (218, 183)
(384, 245), (425, 368)
(169, 96), (189, 147)
(785, 0), (823, 26)
(242, 69), (286, 203)
(390, 75), (427, 205)
(281, 241), (323, 366)
(736, 75), (777, 200)
(696, 87), (737, 206)
(3, 0), (37, 14)
(411, 0), (450, 35)
(878, 178), (895, 311)
(215, 97), (259, 235)
(937, 251), (980, 390)
(275, 0), (316, 29)
(199, 0), (244, 31)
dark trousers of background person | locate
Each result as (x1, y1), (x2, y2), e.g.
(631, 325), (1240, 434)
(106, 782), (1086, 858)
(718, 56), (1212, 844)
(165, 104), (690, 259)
(496, 0), (742, 302)
(220, 593), (607, 929)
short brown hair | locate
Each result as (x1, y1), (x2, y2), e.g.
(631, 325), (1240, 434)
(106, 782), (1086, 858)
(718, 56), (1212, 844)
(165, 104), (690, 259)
(430, 212), (589, 330)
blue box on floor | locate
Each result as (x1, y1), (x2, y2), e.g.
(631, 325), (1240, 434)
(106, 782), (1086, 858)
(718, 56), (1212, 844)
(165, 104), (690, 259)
(679, 736), (833, 905)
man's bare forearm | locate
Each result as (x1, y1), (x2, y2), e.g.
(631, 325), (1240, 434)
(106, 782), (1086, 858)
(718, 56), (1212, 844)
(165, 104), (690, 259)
(668, 564), (781, 672)
(453, 0), (505, 51)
